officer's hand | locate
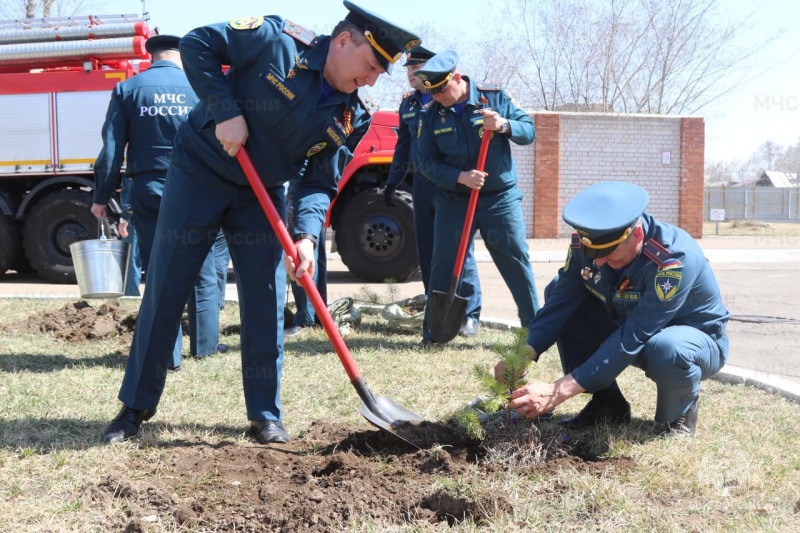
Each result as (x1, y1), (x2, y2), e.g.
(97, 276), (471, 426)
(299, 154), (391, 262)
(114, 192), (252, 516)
(457, 169), (487, 190)
(383, 184), (398, 207)
(216, 115), (249, 157)
(284, 238), (316, 282)
(508, 381), (558, 419)
(118, 219), (129, 238)
(90, 203), (107, 219)
(477, 109), (504, 130)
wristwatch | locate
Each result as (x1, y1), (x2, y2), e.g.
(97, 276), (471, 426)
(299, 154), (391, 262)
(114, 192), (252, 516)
(292, 232), (318, 249)
(499, 119), (510, 135)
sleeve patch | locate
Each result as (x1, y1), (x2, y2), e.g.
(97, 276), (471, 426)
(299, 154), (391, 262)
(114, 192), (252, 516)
(570, 233), (581, 249)
(282, 19), (317, 46)
(655, 269), (682, 301)
(229, 16), (264, 30)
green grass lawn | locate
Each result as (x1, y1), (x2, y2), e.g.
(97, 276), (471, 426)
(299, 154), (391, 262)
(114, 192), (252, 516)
(1, 298), (799, 531)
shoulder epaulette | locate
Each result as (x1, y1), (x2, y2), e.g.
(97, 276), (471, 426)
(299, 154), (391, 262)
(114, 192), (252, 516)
(642, 238), (672, 268)
(401, 91), (412, 100)
(357, 87), (378, 116)
(283, 20), (317, 47)
(476, 82), (501, 91)
(570, 233), (581, 249)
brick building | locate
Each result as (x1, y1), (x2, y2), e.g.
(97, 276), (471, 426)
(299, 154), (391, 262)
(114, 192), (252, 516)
(511, 112), (705, 238)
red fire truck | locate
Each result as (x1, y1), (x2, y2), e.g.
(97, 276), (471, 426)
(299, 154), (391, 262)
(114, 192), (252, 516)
(0, 14), (418, 284)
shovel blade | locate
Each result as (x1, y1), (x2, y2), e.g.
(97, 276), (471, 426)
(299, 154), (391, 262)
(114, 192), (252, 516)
(360, 396), (426, 448)
(428, 289), (467, 344)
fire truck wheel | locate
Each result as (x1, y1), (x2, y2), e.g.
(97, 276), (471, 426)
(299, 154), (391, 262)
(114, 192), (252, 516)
(0, 213), (21, 277)
(336, 187), (420, 283)
(23, 189), (98, 284)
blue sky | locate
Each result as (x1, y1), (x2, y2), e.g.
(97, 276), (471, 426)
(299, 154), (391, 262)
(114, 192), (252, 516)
(88, 0), (800, 164)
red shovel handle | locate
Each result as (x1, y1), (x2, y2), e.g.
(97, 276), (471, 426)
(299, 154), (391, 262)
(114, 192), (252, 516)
(236, 147), (361, 382)
(452, 131), (491, 278)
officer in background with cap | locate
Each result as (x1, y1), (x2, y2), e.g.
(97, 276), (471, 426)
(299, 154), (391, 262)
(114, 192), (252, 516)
(415, 50), (539, 347)
(497, 181), (730, 437)
(385, 45), (482, 338)
(102, 2), (420, 446)
(91, 34), (227, 368)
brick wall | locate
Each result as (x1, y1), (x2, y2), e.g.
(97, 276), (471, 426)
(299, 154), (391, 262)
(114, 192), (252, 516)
(510, 112), (705, 238)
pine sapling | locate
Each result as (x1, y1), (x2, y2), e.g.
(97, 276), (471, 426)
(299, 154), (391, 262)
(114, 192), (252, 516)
(455, 328), (533, 440)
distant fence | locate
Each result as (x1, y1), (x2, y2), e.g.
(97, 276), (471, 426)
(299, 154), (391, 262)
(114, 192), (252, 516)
(704, 186), (800, 222)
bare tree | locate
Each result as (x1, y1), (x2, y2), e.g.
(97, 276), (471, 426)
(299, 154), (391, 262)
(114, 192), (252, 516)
(503, 0), (773, 114)
(1, 0), (109, 19)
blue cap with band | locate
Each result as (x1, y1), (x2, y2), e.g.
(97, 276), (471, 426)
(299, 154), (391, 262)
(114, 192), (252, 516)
(343, 1), (421, 74)
(562, 181), (650, 259)
(414, 50), (458, 95)
(404, 45), (435, 66)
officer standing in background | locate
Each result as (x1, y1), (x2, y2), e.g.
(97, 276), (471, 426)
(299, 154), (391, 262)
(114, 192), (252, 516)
(415, 51), (540, 347)
(384, 46), (482, 338)
(101, 3), (420, 445)
(498, 181), (729, 437)
(91, 34), (225, 366)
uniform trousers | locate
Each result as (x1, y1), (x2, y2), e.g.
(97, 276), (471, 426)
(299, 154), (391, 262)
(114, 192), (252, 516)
(545, 279), (728, 423)
(424, 185), (538, 341)
(130, 173), (220, 361)
(413, 173), (481, 322)
(118, 148), (286, 423)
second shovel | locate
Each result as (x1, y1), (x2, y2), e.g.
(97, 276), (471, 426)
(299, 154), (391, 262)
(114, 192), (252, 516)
(428, 130), (491, 344)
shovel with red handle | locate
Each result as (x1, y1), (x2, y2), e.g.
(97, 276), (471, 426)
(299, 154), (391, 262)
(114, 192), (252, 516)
(236, 147), (425, 448)
(428, 130), (491, 344)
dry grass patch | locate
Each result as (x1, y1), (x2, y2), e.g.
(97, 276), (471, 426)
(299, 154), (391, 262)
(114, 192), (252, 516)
(1, 298), (799, 531)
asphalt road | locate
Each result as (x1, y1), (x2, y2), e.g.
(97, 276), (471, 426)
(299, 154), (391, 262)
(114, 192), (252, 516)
(2, 235), (799, 386)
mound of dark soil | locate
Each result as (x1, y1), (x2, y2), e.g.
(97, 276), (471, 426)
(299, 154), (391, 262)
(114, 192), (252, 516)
(2, 300), (135, 342)
(82, 420), (635, 531)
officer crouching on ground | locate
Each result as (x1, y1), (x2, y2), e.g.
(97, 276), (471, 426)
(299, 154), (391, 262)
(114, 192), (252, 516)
(496, 181), (730, 437)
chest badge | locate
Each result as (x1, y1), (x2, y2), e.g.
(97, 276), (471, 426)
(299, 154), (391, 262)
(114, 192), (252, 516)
(581, 266), (592, 281)
(593, 272), (602, 284)
(294, 54), (309, 70)
(306, 142), (327, 157)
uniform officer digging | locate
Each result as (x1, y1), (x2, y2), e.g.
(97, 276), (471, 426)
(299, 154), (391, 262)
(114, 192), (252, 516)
(102, 3), (420, 445)
(416, 50), (540, 346)
(384, 45), (483, 338)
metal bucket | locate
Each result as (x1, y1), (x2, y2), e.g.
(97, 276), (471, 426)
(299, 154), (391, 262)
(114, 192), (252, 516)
(69, 238), (130, 298)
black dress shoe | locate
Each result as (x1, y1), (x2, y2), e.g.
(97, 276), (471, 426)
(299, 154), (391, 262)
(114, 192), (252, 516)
(251, 420), (291, 444)
(283, 325), (304, 337)
(103, 406), (156, 444)
(561, 395), (631, 428)
(458, 317), (480, 337)
(660, 398), (698, 438)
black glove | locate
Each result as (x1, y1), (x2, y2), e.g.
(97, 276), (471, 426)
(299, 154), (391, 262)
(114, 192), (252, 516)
(383, 184), (398, 207)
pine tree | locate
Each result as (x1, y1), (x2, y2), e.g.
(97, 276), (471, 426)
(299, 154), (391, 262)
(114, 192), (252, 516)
(456, 328), (532, 440)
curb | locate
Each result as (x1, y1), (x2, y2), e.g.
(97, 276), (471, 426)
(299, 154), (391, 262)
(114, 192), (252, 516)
(713, 365), (800, 403)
